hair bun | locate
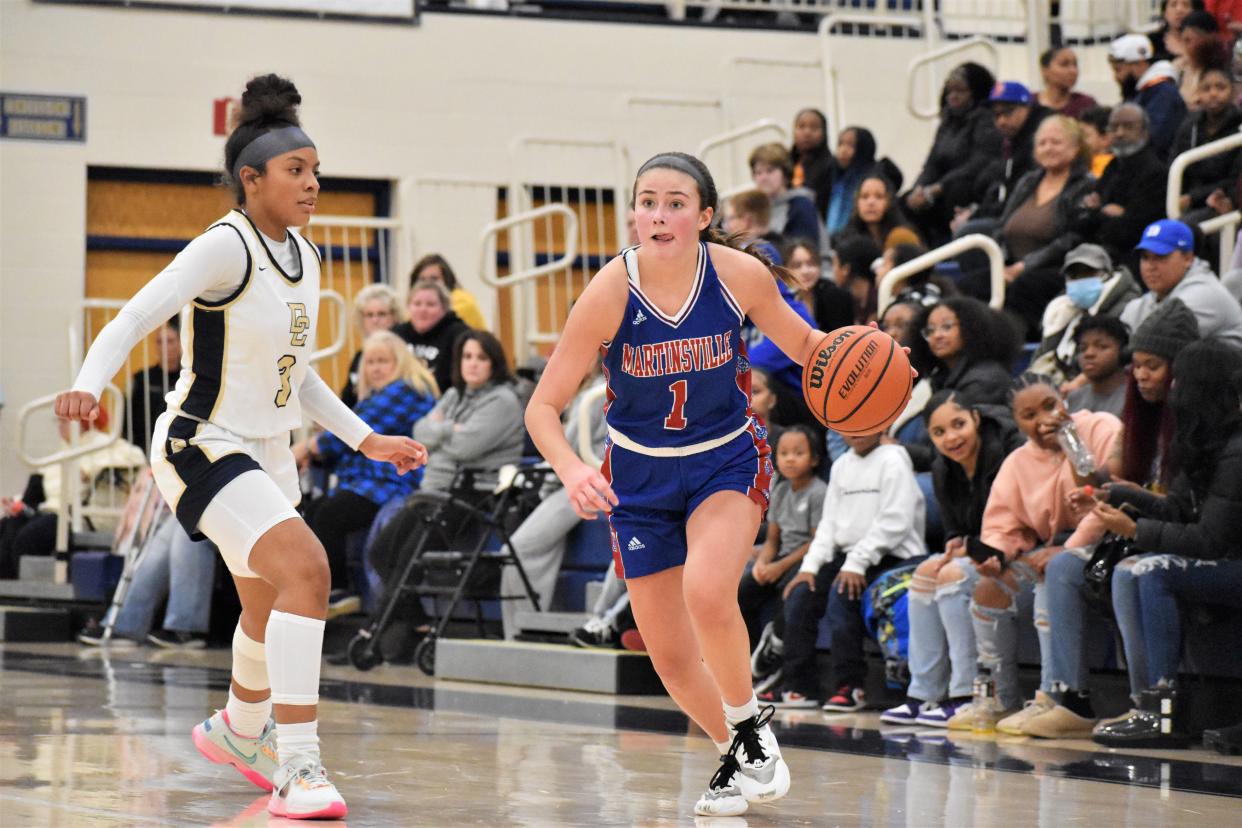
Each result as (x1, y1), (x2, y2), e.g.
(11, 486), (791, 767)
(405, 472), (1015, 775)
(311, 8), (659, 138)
(238, 74), (301, 128)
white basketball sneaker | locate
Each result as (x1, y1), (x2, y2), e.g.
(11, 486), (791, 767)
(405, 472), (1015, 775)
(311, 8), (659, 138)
(694, 753), (749, 816)
(694, 706), (791, 816)
(268, 755), (348, 820)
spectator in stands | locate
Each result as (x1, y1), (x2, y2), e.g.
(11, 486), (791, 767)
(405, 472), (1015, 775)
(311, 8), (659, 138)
(875, 244), (958, 310)
(1149, 0), (1201, 62)
(740, 426), (826, 670)
(410, 253), (487, 331)
(723, 189), (782, 263)
(1077, 105), (1115, 178)
(123, 318), (181, 457)
(1037, 47), (1098, 118)
(903, 62), (1002, 246)
(965, 373), (1120, 731)
(825, 127), (877, 237)
(78, 517), (217, 650)
(1092, 339), (1242, 749)
(880, 390), (1024, 727)
(357, 330), (525, 660)
(840, 174), (922, 252)
(570, 567), (633, 650)
(748, 366), (818, 448)
(340, 283), (401, 409)
(1026, 301), (1198, 738)
(1177, 11), (1230, 107)
(749, 143), (824, 249)
(783, 237), (854, 334)
(296, 331), (439, 614)
(1030, 244), (1141, 385)
(989, 115), (1096, 340)
(1064, 316), (1131, 417)
(790, 108), (835, 217)
(1109, 33), (1187, 159)
(1080, 105), (1169, 272)
(916, 295), (1018, 411)
(1171, 68), (1242, 228)
(1121, 218), (1242, 347)
(963, 82), (1052, 226)
(499, 370), (607, 641)
(832, 234), (882, 325)
(759, 429), (925, 710)
(393, 278), (471, 395)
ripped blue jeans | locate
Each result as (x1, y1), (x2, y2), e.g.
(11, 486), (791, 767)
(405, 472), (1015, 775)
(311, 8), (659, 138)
(970, 550), (1053, 711)
(1114, 554), (1242, 686)
(907, 553), (980, 702)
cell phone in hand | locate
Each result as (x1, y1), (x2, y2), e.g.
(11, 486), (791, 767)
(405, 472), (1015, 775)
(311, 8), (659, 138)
(966, 536), (1007, 568)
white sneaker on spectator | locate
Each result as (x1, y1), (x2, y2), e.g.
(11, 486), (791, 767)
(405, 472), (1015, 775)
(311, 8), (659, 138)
(570, 616), (617, 649)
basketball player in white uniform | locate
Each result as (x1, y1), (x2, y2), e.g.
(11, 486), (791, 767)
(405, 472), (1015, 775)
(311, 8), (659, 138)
(55, 75), (424, 820)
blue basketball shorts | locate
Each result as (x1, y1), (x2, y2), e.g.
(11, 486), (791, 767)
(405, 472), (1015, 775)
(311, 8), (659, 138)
(601, 421), (773, 579)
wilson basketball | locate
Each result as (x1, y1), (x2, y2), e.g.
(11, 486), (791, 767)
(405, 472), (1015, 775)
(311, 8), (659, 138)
(801, 325), (912, 435)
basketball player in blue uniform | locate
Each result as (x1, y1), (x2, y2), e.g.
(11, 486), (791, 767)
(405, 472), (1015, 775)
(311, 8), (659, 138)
(526, 152), (830, 816)
(55, 75), (424, 820)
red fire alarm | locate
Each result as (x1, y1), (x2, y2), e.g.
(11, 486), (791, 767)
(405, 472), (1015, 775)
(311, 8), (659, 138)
(213, 97), (239, 136)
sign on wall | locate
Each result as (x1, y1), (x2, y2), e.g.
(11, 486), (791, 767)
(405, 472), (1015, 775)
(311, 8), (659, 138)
(0, 93), (86, 142)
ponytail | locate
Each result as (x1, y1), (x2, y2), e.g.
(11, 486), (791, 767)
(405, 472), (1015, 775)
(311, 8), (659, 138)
(700, 224), (799, 290)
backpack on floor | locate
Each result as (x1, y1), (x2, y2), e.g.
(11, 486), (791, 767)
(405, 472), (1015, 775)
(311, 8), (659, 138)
(861, 562), (918, 688)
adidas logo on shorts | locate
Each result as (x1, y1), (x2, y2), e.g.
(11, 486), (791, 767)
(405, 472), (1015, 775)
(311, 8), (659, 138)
(633, 309), (648, 326)
(627, 537), (646, 551)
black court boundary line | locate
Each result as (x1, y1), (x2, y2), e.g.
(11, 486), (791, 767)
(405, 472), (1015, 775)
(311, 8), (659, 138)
(4, 649), (1241, 800)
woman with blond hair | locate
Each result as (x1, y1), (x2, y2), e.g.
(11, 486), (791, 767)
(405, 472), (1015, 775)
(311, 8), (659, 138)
(340, 283), (402, 408)
(296, 330), (439, 612)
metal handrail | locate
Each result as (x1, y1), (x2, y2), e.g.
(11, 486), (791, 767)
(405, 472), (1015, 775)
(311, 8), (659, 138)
(1203, 210), (1242, 275)
(575, 383), (608, 468)
(818, 12), (926, 132)
(17, 384), (124, 467)
(695, 118), (789, 160)
(878, 234), (1005, 312)
(1166, 130), (1242, 219)
(477, 204), (580, 289)
(309, 290), (347, 366)
(906, 37), (999, 120)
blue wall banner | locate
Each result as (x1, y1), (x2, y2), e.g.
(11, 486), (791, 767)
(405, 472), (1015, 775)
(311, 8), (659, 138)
(0, 93), (86, 142)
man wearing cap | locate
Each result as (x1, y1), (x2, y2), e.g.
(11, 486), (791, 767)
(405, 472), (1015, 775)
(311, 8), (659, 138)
(968, 81), (1053, 222)
(1120, 219), (1242, 348)
(1108, 33), (1187, 158)
(1032, 243), (1142, 384)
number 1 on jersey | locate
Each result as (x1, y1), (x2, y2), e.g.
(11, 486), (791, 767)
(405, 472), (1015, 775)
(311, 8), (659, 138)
(664, 379), (688, 430)
(275, 354), (296, 408)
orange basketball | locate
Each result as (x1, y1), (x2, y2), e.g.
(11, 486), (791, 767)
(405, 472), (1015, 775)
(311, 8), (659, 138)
(801, 325), (913, 435)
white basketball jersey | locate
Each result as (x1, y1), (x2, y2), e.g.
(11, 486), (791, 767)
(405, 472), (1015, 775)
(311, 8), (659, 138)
(166, 210), (321, 439)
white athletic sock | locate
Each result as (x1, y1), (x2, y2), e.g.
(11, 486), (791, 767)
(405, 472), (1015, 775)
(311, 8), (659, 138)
(225, 688), (270, 739)
(713, 738), (733, 755)
(723, 693), (760, 726)
(276, 719), (320, 766)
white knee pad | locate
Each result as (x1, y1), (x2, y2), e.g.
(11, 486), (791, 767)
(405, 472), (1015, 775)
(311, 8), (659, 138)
(232, 624), (270, 691)
(265, 610), (325, 707)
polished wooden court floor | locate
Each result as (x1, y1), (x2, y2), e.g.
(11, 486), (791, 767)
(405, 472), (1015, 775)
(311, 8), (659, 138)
(1, 642), (1240, 826)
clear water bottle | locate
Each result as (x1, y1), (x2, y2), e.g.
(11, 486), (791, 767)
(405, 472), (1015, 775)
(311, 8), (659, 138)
(1056, 419), (1107, 485)
(972, 665), (998, 735)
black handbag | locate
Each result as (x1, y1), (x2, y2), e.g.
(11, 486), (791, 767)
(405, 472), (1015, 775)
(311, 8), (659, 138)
(1082, 533), (1133, 610)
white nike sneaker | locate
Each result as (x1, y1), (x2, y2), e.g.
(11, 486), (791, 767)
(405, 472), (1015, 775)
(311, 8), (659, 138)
(191, 711), (278, 791)
(268, 755), (348, 820)
(694, 754), (749, 816)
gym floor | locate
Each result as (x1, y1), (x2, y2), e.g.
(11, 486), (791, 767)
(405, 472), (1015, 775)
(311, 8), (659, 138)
(1, 642), (1239, 826)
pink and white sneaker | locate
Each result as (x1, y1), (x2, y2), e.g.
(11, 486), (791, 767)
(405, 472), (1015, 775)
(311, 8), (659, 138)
(191, 711), (278, 791)
(268, 755), (348, 820)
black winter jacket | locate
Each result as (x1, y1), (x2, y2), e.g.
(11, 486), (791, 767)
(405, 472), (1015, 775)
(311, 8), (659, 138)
(914, 105), (1003, 210)
(1082, 147), (1168, 264)
(1170, 106), (1242, 208)
(1108, 429), (1242, 561)
(392, 311), (471, 395)
(996, 163), (1096, 273)
(973, 104), (1053, 219)
(932, 406), (1026, 541)
(906, 359), (1015, 471)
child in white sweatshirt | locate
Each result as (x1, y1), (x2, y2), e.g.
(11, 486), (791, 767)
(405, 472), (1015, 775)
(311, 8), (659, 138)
(762, 431), (926, 711)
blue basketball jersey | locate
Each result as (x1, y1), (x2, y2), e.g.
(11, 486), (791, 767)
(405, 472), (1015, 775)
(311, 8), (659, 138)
(600, 243), (754, 452)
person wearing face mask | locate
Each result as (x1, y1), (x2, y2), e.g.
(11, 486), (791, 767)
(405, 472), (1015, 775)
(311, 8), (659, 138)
(1031, 244), (1141, 386)
(1108, 33), (1187, 159)
(1170, 68), (1242, 229)
(1079, 104), (1168, 274)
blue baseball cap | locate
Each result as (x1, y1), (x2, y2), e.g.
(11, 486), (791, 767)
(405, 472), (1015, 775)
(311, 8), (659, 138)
(1135, 219), (1194, 255)
(988, 81), (1032, 106)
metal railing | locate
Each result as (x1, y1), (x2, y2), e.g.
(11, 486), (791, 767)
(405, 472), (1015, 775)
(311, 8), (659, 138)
(1167, 130), (1242, 275)
(818, 11), (929, 135)
(878, 233), (1005, 312)
(905, 37), (999, 119)
(696, 119), (790, 197)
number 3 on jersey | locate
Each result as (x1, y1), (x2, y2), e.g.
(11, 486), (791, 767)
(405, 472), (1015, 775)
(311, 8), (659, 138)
(275, 354), (296, 408)
(663, 379), (688, 430)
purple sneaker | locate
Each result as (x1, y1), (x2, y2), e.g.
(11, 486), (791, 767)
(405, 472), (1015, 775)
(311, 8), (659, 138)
(881, 700), (925, 725)
(916, 699), (971, 728)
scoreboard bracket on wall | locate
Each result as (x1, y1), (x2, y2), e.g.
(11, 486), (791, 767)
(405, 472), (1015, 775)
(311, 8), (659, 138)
(0, 92), (86, 143)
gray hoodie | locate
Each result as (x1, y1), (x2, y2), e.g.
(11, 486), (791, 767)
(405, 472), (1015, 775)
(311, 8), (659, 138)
(414, 381), (525, 493)
(1120, 257), (1242, 349)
